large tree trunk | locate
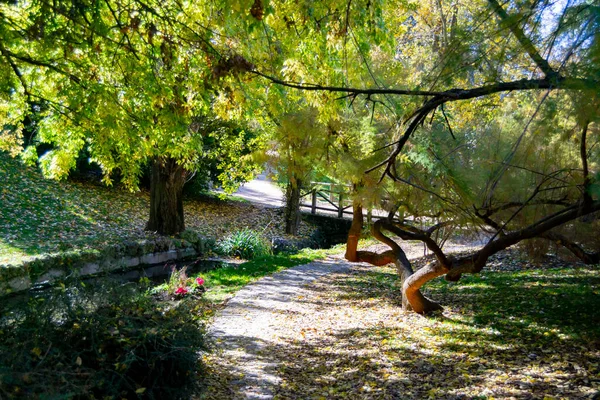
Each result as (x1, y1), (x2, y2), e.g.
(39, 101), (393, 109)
(145, 156), (186, 235)
(284, 176), (302, 235)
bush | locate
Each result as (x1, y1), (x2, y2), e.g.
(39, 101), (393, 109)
(0, 280), (206, 399)
(216, 229), (272, 259)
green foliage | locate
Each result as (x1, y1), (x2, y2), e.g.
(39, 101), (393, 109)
(201, 246), (341, 303)
(216, 229), (272, 259)
(162, 265), (206, 297)
(0, 0), (263, 194)
(0, 281), (206, 399)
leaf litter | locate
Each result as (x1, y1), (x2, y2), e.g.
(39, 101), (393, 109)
(201, 246), (599, 400)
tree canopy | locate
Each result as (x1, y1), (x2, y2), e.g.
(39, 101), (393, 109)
(1, 0), (599, 310)
(230, 0), (600, 312)
(0, 0), (262, 233)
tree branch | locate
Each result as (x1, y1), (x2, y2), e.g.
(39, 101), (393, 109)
(447, 199), (600, 279)
(541, 232), (600, 264)
(487, 0), (558, 78)
(580, 120), (592, 205)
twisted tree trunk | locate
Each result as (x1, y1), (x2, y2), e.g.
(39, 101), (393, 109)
(145, 156), (186, 235)
(345, 205), (443, 313)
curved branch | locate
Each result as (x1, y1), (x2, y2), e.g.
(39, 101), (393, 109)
(447, 199), (600, 280)
(254, 69), (596, 99)
(542, 232), (600, 264)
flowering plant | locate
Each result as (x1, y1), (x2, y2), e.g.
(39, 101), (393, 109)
(164, 266), (206, 298)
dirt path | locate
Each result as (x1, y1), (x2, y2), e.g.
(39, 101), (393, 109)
(232, 174), (285, 208)
(202, 242), (478, 399)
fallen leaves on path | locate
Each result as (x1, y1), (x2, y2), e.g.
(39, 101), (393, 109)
(202, 250), (600, 399)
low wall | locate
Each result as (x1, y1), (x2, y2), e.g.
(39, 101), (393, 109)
(1, 216), (352, 295)
(0, 231), (213, 296)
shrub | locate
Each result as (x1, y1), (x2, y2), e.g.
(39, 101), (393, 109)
(0, 280), (206, 399)
(216, 229), (272, 259)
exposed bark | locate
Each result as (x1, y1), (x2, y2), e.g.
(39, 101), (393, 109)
(345, 202), (396, 265)
(344, 200), (363, 262)
(145, 156), (186, 235)
(446, 200), (600, 280)
(284, 176), (302, 235)
(344, 198), (600, 313)
(254, 70), (595, 99)
(345, 209), (444, 313)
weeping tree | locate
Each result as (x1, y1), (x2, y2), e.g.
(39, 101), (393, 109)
(241, 0), (600, 312)
(0, 0), (260, 235)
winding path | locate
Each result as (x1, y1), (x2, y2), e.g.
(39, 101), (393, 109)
(208, 257), (352, 399)
(232, 174), (285, 208)
(205, 241), (479, 399)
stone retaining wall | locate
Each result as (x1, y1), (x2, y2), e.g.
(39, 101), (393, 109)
(0, 231), (213, 296)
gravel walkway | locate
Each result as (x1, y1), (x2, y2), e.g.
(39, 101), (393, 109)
(204, 241), (479, 399)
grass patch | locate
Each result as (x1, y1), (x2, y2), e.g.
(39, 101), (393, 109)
(216, 229), (272, 259)
(270, 262), (600, 399)
(154, 247), (343, 307)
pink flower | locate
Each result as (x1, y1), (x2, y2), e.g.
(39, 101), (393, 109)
(195, 277), (205, 286)
(175, 287), (188, 295)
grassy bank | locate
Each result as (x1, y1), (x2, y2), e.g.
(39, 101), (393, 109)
(0, 152), (315, 267)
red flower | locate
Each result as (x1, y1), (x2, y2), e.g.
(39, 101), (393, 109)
(175, 287), (188, 295)
(195, 277), (205, 286)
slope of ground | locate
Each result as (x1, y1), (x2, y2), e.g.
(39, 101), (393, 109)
(0, 152), (315, 267)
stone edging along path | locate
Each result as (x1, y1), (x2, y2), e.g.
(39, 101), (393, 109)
(0, 234), (211, 296)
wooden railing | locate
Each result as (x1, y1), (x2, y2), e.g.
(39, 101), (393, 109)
(299, 182), (398, 222)
(300, 182), (352, 218)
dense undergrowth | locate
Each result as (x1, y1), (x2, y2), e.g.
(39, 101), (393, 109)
(0, 281), (206, 399)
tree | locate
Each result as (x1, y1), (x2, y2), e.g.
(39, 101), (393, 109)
(265, 108), (329, 235)
(243, 0), (600, 312)
(0, 0), (260, 235)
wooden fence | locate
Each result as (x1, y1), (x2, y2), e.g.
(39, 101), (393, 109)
(299, 182), (398, 222)
(299, 182), (353, 218)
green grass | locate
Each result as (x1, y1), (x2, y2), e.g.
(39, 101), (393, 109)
(155, 246), (343, 306)
(0, 152), (151, 266)
(346, 264), (600, 342)
(267, 263), (600, 399)
(216, 228), (272, 259)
